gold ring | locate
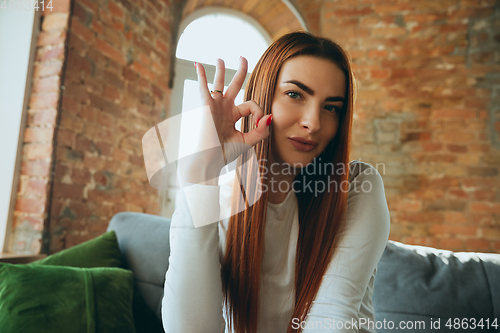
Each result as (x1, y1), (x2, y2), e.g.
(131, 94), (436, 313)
(210, 90), (223, 94)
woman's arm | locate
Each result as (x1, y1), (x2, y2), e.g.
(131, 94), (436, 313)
(162, 183), (226, 333)
(303, 161), (391, 332)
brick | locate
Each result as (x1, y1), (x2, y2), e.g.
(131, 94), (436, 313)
(482, 227), (500, 239)
(30, 93), (59, 109)
(96, 141), (113, 156)
(15, 216), (44, 232)
(446, 144), (467, 153)
(73, 2), (92, 26)
(26, 144), (53, 160)
(60, 113), (84, 132)
(103, 71), (125, 90)
(95, 38), (126, 65)
(470, 202), (500, 214)
(97, 112), (115, 127)
(87, 189), (123, 203)
(131, 62), (155, 82)
(88, 220), (108, 234)
(54, 163), (69, 181)
(61, 95), (80, 114)
(473, 189), (496, 201)
(37, 45), (65, 61)
(448, 189), (468, 199)
(439, 238), (464, 251)
(65, 233), (93, 248)
(467, 166), (498, 177)
(91, 21), (103, 34)
(90, 94), (121, 115)
(71, 19), (94, 43)
(57, 128), (75, 147)
(37, 31), (67, 46)
(32, 76), (60, 94)
(104, 27), (122, 48)
(112, 22), (125, 32)
(421, 143), (442, 152)
(109, 1), (124, 19)
(94, 171), (109, 186)
(465, 239), (491, 252)
(401, 132), (431, 142)
(431, 109), (477, 119)
(103, 85), (120, 101)
(33, 61), (64, 77)
(68, 201), (93, 217)
(430, 225), (477, 236)
(53, 183), (84, 200)
(68, 33), (86, 54)
(80, 0), (98, 12)
(155, 39), (168, 54)
(21, 160), (51, 177)
(71, 168), (91, 184)
(75, 135), (93, 152)
(27, 179), (49, 197)
(41, 14), (69, 31)
(24, 128), (55, 143)
(78, 107), (95, 123)
(113, 148), (129, 162)
(32, 109), (58, 126)
(436, 131), (475, 143)
(84, 155), (105, 170)
(16, 198), (47, 214)
(66, 50), (92, 75)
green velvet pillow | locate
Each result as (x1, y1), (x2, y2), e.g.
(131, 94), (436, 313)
(31, 230), (164, 333)
(32, 231), (125, 268)
(0, 263), (135, 333)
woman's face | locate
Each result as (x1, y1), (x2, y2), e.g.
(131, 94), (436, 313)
(270, 55), (347, 170)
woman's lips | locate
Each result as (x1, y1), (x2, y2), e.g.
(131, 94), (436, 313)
(288, 138), (317, 152)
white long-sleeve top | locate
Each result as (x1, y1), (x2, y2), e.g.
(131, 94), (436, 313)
(162, 160), (391, 333)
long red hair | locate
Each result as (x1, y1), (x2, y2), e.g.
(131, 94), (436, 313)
(220, 31), (355, 333)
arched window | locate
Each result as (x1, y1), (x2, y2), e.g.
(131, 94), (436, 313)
(161, 8), (270, 217)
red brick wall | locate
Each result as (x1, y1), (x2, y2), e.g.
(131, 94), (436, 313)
(10, 4), (71, 254)
(11, 0), (173, 254)
(10, 0), (500, 254)
(48, 0), (172, 252)
(323, 0), (500, 252)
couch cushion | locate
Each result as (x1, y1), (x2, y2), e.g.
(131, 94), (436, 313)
(32, 230), (125, 268)
(107, 212), (171, 321)
(374, 240), (500, 332)
(31, 229), (163, 333)
(0, 263), (135, 333)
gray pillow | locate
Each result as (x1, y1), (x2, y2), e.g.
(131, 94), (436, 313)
(374, 240), (500, 332)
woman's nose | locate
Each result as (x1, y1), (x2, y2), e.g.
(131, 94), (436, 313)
(300, 105), (321, 133)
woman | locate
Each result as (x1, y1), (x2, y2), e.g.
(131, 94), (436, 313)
(162, 31), (390, 333)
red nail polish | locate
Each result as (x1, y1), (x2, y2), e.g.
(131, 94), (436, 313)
(194, 62), (197, 68)
(256, 118), (261, 127)
(266, 115), (272, 126)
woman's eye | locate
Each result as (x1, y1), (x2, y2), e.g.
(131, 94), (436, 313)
(286, 91), (301, 99)
(325, 105), (340, 113)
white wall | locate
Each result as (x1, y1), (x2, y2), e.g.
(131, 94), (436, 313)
(0, 9), (38, 252)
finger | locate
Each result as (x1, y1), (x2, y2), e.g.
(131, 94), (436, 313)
(225, 56), (248, 101)
(234, 100), (264, 125)
(212, 58), (225, 96)
(195, 62), (212, 102)
(241, 114), (272, 147)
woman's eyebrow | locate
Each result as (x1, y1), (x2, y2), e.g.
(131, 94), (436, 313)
(283, 80), (345, 102)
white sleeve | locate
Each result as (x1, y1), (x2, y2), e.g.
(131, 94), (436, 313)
(303, 162), (391, 332)
(161, 183), (226, 333)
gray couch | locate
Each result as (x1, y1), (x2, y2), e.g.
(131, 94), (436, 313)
(107, 212), (500, 333)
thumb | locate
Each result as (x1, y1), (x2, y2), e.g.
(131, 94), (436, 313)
(242, 114), (272, 147)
